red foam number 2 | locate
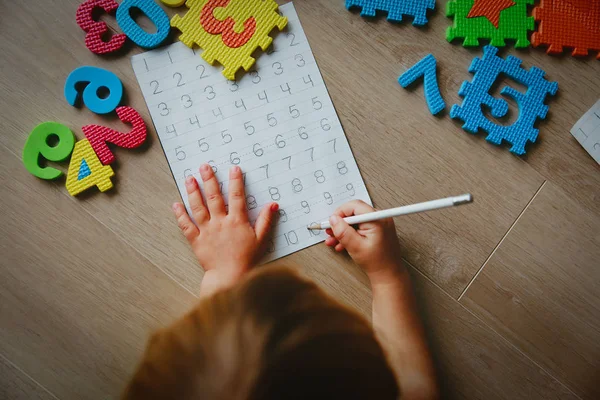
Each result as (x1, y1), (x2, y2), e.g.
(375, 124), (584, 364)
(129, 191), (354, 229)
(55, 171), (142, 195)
(83, 106), (147, 165)
(76, 0), (127, 54)
(200, 0), (257, 48)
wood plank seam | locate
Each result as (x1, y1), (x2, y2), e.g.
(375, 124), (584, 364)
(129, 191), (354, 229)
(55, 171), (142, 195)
(0, 141), (200, 301)
(405, 260), (584, 400)
(0, 352), (61, 400)
(457, 180), (548, 302)
(457, 296), (584, 400)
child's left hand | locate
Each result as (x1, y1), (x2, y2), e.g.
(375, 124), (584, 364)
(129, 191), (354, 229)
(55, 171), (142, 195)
(172, 164), (279, 297)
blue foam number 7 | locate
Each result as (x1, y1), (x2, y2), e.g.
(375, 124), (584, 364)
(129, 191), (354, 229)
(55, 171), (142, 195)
(116, 0), (170, 49)
(64, 66), (124, 115)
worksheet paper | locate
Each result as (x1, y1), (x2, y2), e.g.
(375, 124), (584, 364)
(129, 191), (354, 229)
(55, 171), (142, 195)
(131, 2), (370, 262)
(570, 100), (600, 164)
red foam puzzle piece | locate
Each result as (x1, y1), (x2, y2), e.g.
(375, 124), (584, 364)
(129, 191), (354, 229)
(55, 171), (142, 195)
(467, 0), (517, 29)
(532, 0), (600, 59)
(76, 0), (127, 54)
(83, 106), (147, 165)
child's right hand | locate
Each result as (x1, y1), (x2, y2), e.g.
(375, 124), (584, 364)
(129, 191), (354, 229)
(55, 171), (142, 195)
(325, 200), (404, 283)
(327, 202), (439, 398)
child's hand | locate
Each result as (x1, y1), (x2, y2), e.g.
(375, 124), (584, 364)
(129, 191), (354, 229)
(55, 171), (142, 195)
(325, 200), (404, 283)
(327, 201), (439, 397)
(172, 164), (278, 296)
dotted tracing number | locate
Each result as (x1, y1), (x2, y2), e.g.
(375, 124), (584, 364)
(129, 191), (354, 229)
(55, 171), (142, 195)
(269, 186), (281, 201)
(292, 178), (303, 193)
(314, 170), (326, 183)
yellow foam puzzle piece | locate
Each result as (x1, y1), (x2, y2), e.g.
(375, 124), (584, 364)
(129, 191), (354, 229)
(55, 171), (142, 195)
(161, 0), (186, 7)
(171, 0), (287, 80)
(66, 139), (114, 196)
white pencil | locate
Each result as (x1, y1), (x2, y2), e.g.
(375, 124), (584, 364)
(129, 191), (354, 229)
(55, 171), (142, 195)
(307, 194), (473, 230)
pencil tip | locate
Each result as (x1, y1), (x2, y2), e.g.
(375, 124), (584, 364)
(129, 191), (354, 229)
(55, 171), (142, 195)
(307, 224), (319, 230)
(454, 194), (473, 206)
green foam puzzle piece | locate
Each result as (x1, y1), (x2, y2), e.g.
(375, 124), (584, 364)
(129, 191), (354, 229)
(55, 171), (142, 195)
(446, 0), (535, 48)
(22, 122), (76, 180)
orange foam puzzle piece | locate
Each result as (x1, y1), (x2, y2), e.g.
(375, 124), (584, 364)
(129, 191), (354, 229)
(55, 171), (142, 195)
(532, 0), (600, 59)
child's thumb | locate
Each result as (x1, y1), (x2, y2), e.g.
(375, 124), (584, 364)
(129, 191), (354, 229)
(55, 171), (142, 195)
(329, 215), (361, 250)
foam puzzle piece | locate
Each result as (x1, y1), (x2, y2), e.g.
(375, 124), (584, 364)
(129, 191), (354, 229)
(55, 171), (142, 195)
(345, 0), (436, 25)
(76, 0), (127, 54)
(116, 0), (171, 49)
(399, 54), (446, 115)
(171, 0), (287, 80)
(451, 45), (558, 155)
(78, 159), (92, 180)
(22, 122), (76, 180)
(65, 66), (123, 115)
(532, 0), (600, 59)
(161, 0), (186, 6)
(66, 139), (114, 196)
(83, 106), (147, 165)
(447, 0), (535, 47)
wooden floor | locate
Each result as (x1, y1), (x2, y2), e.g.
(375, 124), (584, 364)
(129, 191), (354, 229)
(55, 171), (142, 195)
(1, 1), (599, 399)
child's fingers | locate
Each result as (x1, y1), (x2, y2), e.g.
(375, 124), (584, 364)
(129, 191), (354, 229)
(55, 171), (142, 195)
(199, 163), (226, 218)
(334, 200), (375, 217)
(325, 236), (339, 247)
(329, 215), (362, 251)
(227, 166), (248, 221)
(325, 228), (334, 236)
(255, 202), (279, 242)
(172, 202), (199, 242)
(334, 243), (345, 252)
(185, 176), (208, 225)
(335, 200), (380, 231)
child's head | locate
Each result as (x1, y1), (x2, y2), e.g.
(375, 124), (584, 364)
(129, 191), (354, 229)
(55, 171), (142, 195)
(123, 266), (399, 400)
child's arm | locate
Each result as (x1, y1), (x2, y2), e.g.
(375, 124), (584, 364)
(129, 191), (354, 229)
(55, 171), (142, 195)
(172, 164), (279, 298)
(326, 201), (439, 400)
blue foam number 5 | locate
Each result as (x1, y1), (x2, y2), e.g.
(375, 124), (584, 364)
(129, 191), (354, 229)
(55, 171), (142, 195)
(64, 66), (124, 115)
(116, 0), (170, 49)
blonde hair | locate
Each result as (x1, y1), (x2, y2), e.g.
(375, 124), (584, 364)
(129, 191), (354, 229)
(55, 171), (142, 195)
(123, 266), (399, 399)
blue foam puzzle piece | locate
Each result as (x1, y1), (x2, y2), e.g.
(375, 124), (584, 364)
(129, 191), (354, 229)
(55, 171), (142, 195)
(78, 159), (91, 181)
(345, 0), (436, 25)
(116, 0), (170, 49)
(450, 45), (558, 155)
(64, 66), (123, 115)
(399, 54), (446, 115)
